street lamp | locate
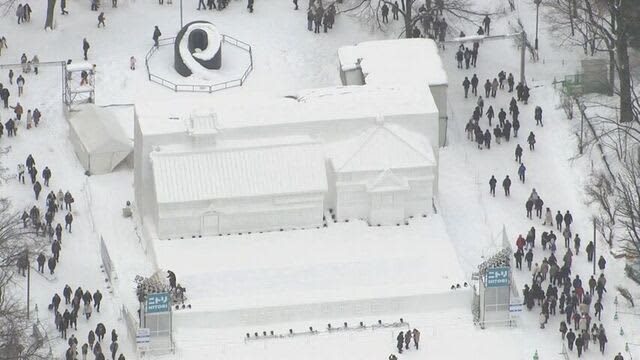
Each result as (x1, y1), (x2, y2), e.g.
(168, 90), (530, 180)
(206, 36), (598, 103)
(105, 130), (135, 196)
(534, 0), (542, 50)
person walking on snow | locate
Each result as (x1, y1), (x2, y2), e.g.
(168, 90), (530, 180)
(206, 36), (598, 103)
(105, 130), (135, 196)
(462, 77), (470, 98)
(527, 131), (536, 150)
(98, 12), (106, 27)
(518, 163), (526, 183)
(130, 56), (136, 70)
(396, 331), (404, 354)
(489, 175), (497, 196)
(502, 175), (511, 196)
(16, 75), (25, 96)
(515, 144), (523, 163)
(482, 15), (491, 35)
(65, 211), (73, 233)
(82, 38), (90, 60)
(153, 26), (161, 47)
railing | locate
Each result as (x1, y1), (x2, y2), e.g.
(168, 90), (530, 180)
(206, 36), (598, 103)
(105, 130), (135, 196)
(144, 34), (253, 93)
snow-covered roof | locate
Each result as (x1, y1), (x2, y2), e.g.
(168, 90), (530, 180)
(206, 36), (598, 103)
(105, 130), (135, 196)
(134, 85), (439, 134)
(69, 104), (132, 154)
(66, 61), (94, 72)
(338, 38), (448, 86)
(150, 142), (328, 203)
(328, 124), (436, 172)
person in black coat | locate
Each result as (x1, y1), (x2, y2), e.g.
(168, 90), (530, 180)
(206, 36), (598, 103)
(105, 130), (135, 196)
(37, 252), (46, 273)
(489, 175), (497, 196)
(48, 256), (56, 274)
(503, 120), (512, 142)
(566, 329), (576, 351)
(52, 240), (61, 262)
(556, 211), (564, 231)
(564, 211), (573, 230)
(33, 181), (42, 200)
(63, 285), (72, 304)
(525, 199), (533, 219)
(94, 290), (103, 312)
(96, 323), (106, 342)
(483, 129), (491, 149)
(153, 26), (162, 47)
(29, 166), (38, 184)
(42, 166), (51, 186)
(26, 154), (35, 170)
(502, 175), (511, 196)
(525, 248), (534, 270)
(396, 331), (404, 353)
(598, 255), (606, 270)
(514, 248), (523, 270)
(470, 74), (478, 96)
(65, 212), (73, 233)
(515, 144), (523, 163)
(82, 38), (90, 60)
(527, 131), (536, 150)
(462, 77), (470, 98)
(52, 293), (62, 311)
(534, 198), (544, 219)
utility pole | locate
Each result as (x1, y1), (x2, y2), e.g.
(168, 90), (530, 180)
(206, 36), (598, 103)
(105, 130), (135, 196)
(520, 31), (527, 85)
(534, 0), (541, 50)
(593, 218), (596, 275)
(27, 250), (31, 320)
(180, 0), (184, 28)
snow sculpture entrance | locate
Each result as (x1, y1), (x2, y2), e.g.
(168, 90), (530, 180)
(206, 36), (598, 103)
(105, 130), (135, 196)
(174, 21), (222, 77)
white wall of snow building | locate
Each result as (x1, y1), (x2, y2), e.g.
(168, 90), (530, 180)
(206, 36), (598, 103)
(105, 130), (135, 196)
(134, 84), (440, 239)
(338, 38), (449, 147)
(67, 104), (132, 175)
(149, 142), (327, 238)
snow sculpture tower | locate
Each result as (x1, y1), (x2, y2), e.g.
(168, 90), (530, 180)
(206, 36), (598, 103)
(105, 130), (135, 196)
(174, 21), (222, 77)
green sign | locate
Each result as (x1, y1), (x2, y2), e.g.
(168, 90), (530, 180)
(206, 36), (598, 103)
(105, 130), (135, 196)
(146, 292), (170, 313)
(486, 267), (509, 288)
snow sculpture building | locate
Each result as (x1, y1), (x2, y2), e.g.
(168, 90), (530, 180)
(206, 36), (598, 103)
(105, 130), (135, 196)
(134, 38), (447, 239)
(174, 21), (223, 77)
(135, 84), (440, 239)
(338, 38), (449, 146)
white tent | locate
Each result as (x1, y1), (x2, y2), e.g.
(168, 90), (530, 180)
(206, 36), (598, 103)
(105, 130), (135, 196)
(68, 104), (132, 175)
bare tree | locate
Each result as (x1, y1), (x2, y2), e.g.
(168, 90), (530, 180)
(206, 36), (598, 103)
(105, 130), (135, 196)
(340, 0), (498, 39)
(0, 198), (48, 360)
(541, 0), (638, 122)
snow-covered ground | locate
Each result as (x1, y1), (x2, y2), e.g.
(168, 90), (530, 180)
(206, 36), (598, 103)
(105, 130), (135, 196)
(2, 0), (640, 359)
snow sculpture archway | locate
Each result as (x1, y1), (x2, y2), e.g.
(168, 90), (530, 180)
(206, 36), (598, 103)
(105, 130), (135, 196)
(174, 21), (222, 77)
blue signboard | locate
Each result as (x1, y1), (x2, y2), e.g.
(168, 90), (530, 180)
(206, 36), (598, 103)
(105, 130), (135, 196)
(146, 292), (170, 313)
(486, 267), (509, 288)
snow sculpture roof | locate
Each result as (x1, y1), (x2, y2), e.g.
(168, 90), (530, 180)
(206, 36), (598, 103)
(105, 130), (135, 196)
(338, 38), (448, 86)
(150, 142), (328, 203)
(187, 112), (218, 136)
(329, 124), (436, 172)
(135, 85), (439, 135)
(69, 104), (132, 154)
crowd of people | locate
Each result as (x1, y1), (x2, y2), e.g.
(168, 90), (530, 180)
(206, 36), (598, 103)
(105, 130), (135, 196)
(306, 0), (336, 34)
(392, 328), (421, 356)
(48, 284), (125, 360)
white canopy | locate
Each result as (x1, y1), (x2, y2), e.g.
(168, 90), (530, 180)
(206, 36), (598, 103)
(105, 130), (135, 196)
(68, 104), (132, 174)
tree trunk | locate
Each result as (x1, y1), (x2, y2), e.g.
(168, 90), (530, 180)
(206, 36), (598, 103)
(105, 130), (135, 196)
(608, 49), (615, 96)
(404, 1), (413, 38)
(617, 33), (633, 122)
(45, 0), (56, 30)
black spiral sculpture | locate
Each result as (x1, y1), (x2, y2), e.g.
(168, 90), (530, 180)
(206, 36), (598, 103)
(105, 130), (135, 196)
(174, 21), (222, 77)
